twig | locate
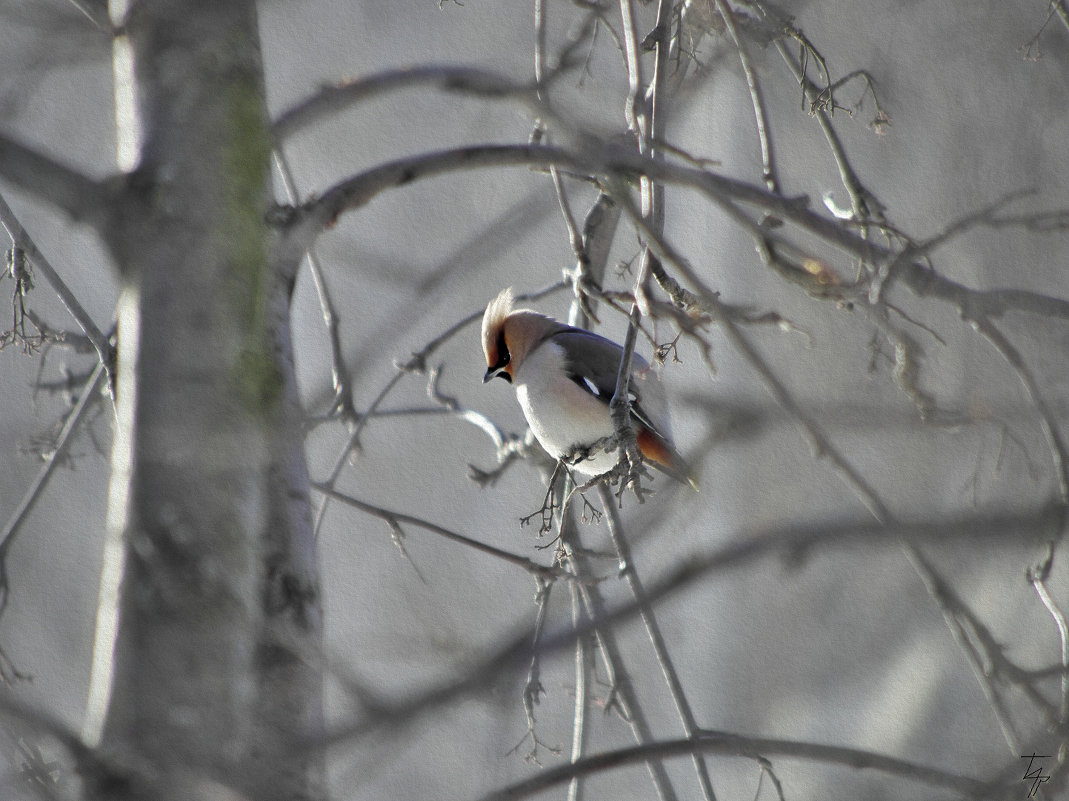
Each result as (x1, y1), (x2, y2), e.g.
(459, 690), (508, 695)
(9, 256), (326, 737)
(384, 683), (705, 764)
(0, 134), (110, 229)
(426, 364), (509, 452)
(567, 578), (591, 801)
(904, 547), (1026, 754)
(273, 67), (539, 143)
(564, 193), (621, 327)
(968, 316), (1069, 510)
(473, 732), (997, 801)
(598, 483), (717, 801)
(560, 515), (681, 801)
(755, 11), (885, 228)
(272, 150), (356, 421)
(608, 304), (651, 503)
(310, 281), (566, 539)
(715, 0), (781, 195)
(616, 0), (645, 134)
(1029, 548), (1069, 724)
(0, 361), (107, 620)
(509, 577), (560, 764)
(311, 483), (570, 581)
(0, 192), (115, 386)
(306, 505), (1056, 756)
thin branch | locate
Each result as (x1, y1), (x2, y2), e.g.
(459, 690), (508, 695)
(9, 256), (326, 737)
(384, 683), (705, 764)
(510, 577), (560, 765)
(716, 0), (781, 195)
(0, 133), (111, 228)
(616, 0), (645, 133)
(275, 27), (599, 143)
(566, 579), (590, 801)
(272, 150), (356, 421)
(0, 361), (107, 619)
(559, 513), (681, 801)
(759, 8), (886, 227)
(64, 0), (107, 27)
(278, 142), (1069, 327)
(311, 483), (571, 581)
(902, 547), (1028, 754)
(309, 505), (1056, 754)
(1029, 549), (1069, 724)
(473, 732), (997, 801)
(532, 0), (585, 265)
(1054, 0), (1069, 39)
(273, 67), (538, 143)
(607, 303), (651, 502)
(0, 192), (115, 383)
(426, 364), (509, 451)
(598, 483), (717, 801)
(968, 316), (1069, 510)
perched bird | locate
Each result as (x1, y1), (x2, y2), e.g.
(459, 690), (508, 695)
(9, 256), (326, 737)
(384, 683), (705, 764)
(481, 288), (696, 488)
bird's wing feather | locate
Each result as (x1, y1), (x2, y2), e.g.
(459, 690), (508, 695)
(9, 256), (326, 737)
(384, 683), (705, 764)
(548, 328), (696, 489)
(548, 329), (665, 438)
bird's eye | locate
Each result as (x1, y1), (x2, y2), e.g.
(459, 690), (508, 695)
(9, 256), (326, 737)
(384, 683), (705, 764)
(493, 330), (511, 370)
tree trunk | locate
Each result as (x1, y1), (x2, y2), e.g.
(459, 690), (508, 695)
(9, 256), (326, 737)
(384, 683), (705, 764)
(91, 2), (324, 798)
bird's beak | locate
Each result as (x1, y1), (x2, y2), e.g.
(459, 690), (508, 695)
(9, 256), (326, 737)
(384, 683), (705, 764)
(483, 366), (510, 384)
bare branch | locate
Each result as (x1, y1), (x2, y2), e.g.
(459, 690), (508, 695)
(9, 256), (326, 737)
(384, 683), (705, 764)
(0, 133), (111, 228)
(598, 483), (716, 800)
(282, 141), (1069, 331)
(272, 150), (356, 421)
(473, 732), (996, 801)
(716, 0), (781, 195)
(273, 66), (537, 143)
(311, 505), (1056, 755)
(0, 361), (107, 621)
(509, 578), (560, 765)
(566, 578), (590, 801)
(608, 304), (651, 502)
(557, 501), (681, 801)
(0, 192), (115, 383)
(311, 483), (572, 581)
(968, 316), (1069, 511)
(1029, 548), (1069, 724)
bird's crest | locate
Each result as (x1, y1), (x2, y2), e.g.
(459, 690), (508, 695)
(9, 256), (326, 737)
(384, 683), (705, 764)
(482, 287), (515, 366)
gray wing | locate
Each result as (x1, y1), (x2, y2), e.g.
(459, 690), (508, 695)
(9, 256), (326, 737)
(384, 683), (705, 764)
(547, 328), (663, 437)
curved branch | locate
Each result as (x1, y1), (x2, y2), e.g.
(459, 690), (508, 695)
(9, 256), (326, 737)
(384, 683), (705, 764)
(0, 192), (116, 381)
(717, 0), (781, 195)
(0, 132), (111, 228)
(0, 361), (107, 619)
(311, 483), (571, 581)
(474, 733), (995, 801)
(311, 505), (1056, 754)
(279, 142), (1069, 325)
(273, 66), (538, 143)
(598, 483), (714, 796)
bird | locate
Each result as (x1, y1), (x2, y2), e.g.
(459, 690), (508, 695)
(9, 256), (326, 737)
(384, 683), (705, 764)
(481, 287), (696, 489)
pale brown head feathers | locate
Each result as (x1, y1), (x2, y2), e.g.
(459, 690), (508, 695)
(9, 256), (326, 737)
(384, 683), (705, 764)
(482, 288), (566, 383)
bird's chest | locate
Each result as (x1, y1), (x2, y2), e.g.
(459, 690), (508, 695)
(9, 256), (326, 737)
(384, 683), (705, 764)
(512, 343), (615, 463)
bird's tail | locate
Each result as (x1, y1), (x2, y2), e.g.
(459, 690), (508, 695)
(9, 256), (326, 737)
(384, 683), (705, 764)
(636, 428), (699, 491)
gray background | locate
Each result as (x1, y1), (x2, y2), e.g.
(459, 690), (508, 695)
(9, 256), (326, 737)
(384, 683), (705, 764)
(1, 1), (1067, 799)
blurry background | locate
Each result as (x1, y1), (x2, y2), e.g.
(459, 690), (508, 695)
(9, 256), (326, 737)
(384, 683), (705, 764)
(1, 1), (1068, 799)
